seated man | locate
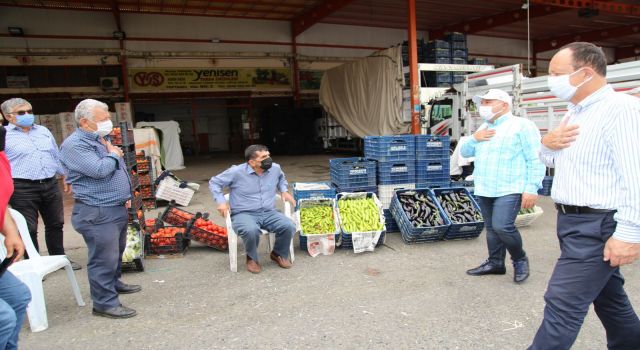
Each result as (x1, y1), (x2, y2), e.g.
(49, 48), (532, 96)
(209, 144), (296, 274)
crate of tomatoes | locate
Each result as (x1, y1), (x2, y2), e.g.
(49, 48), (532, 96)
(189, 215), (229, 251)
(144, 221), (190, 257)
(161, 201), (197, 226)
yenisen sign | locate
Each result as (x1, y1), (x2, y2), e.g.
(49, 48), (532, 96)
(129, 68), (291, 91)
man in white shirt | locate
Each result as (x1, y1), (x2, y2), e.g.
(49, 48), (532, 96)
(529, 42), (640, 349)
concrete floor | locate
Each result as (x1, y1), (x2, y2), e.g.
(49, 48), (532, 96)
(18, 154), (640, 350)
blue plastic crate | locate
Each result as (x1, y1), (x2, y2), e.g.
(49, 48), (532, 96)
(336, 185), (377, 195)
(377, 161), (416, 185)
(427, 40), (450, 50)
(451, 57), (467, 65)
(445, 32), (466, 42)
(469, 57), (489, 65)
(416, 160), (450, 188)
(297, 198), (340, 251)
(330, 157), (377, 189)
(451, 41), (467, 50)
(429, 57), (451, 64)
(390, 189), (450, 243)
(293, 182), (336, 209)
(426, 48), (451, 58)
(538, 176), (553, 196)
(364, 135), (416, 162)
(415, 135), (450, 160)
(432, 187), (484, 240)
(452, 49), (468, 59)
(384, 209), (399, 232)
(427, 72), (452, 83)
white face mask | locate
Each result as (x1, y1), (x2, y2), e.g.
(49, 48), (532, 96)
(94, 119), (113, 137)
(547, 68), (592, 101)
(478, 104), (503, 121)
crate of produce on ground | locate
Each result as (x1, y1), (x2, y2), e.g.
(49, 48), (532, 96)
(336, 192), (385, 250)
(433, 187), (484, 240)
(297, 198), (340, 251)
(390, 189), (450, 243)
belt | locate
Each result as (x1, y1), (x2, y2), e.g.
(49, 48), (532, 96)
(13, 177), (56, 184)
(555, 203), (615, 215)
(75, 199), (128, 207)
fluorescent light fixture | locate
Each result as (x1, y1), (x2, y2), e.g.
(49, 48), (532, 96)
(112, 31), (126, 40)
(8, 27), (23, 37)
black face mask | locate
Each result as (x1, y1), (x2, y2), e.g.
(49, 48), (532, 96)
(0, 126), (5, 152)
(260, 157), (273, 170)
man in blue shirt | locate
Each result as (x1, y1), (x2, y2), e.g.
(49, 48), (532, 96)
(209, 145), (296, 274)
(60, 99), (141, 319)
(461, 89), (545, 283)
(1, 98), (81, 270)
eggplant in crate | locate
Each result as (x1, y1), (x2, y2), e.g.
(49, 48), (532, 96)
(433, 188), (484, 240)
(390, 189), (450, 243)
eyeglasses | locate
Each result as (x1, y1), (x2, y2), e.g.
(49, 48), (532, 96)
(10, 109), (33, 116)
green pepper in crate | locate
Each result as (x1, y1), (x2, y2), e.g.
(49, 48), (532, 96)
(338, 197), (383, 232)
(300, 205), (335, 234)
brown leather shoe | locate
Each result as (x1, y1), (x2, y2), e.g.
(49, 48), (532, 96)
(270, 252), (292, 269)
(246, 257), (261, 274)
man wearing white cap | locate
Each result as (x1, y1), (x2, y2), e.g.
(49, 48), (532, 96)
(461, 88), (546, 283)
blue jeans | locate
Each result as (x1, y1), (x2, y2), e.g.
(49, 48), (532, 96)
(231, 209), (295, 262)
(476, 194), (526, 266)
(71, 203), (128, 310)
(529, 211), (640, 350)
(0, 271), (31, 350)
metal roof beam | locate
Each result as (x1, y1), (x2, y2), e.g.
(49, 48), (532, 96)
(291, 0), (357, 37)
(530, 0), (640, 17)
(534, 22), (640, 53)
(429, 5), (565, 40)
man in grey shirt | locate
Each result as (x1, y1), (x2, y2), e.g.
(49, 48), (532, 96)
(209, 144), (296, 274)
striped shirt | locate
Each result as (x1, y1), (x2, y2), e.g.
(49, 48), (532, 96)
(59, 128), (131, 207)
(4, 123), (65, 180)
(539, 85), (640, 243)
(461, 112), (546, 197)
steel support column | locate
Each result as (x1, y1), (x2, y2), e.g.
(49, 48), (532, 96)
(292, 35), (301, 106)
(407, 0), (420, 134)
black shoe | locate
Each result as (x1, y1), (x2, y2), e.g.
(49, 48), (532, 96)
(513, 257), (530, 283)
(69, 261), (82, 270)
(466, 260), (506, 276)
(92, 305), (137, 319)
(116, 283), (142, 294)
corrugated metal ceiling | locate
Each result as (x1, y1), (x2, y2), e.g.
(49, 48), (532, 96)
(0, 0), (638, 52)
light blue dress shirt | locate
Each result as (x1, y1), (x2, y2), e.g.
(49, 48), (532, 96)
(209, 163), (289, 214)
(461, 112), (546, 197)
(4, 123), (65, 180)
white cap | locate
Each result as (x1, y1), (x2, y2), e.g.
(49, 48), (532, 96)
(472, 89), (512, 107)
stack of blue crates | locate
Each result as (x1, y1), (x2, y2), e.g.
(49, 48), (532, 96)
(364, 135), (416, 233)
(329, 157), (377, 194)
(415, 135), (450, 189)
(445, 32), (468, 64)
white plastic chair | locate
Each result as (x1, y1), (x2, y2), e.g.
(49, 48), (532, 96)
(224, 194), (295, 272)
(7, 209), (85, 332)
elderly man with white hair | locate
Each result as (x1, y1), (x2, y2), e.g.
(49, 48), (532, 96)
(461, 89), (545, 284)
(0, 97), (81, 270)
(60, 99), (141, 319)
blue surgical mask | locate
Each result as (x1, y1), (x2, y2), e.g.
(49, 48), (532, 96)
(15, 113), (35, 127)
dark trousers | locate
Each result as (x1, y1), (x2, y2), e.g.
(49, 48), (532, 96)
(71, 202), (128, 310)
(9, 179), (65, 255)
(476, 194), (526, 266)
(529, 211), (640, 350)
